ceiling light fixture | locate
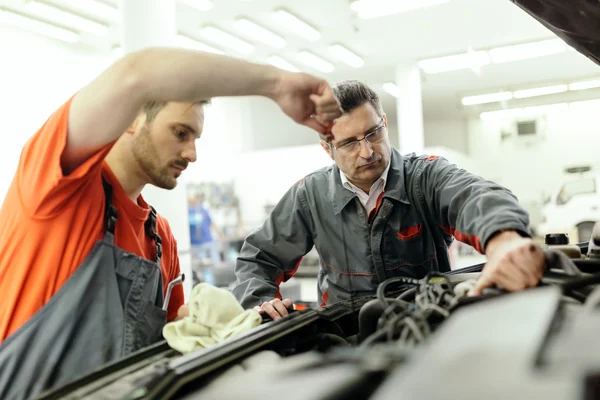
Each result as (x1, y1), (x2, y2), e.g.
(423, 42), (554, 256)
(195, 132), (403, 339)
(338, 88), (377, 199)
(233, 18), (286, 48)
(59, 0), (120, 23)
(513, 84), (568, 99)
(272, 9), (320, 41)
(27, 1), (109, 36)
(418, 50), (490, 74)
(0, 7), (79, 43)
(480, 102), (572, 120)
(328, 44), (364, 68)
(296, 51), (334, 73)
(569, 79), (600, 91)
(179, 0), (213, 11)
(489, 39), (566, 64)
(266, 55), (300, 72)
(199, 26), (254, 54)
(461, 91), (513, 106)
(351, 0), (450, 19)
(176, 33), (223, 54)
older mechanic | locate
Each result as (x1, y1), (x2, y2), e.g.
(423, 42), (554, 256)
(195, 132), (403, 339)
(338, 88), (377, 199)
(233, 80), (545, 320)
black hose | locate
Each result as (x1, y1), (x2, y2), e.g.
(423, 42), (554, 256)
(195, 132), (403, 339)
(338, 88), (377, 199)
(397, 287), (417, 301)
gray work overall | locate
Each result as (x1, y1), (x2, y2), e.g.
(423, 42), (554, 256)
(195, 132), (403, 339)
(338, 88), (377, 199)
(0, 179), (168, 400)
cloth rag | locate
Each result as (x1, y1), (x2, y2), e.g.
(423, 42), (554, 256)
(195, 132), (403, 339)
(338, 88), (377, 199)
(163, 283), (262, 354)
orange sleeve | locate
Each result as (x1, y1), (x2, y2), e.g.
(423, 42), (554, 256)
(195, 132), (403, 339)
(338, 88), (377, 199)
(166, 231), (184, 322)
(17, 96), (114, 218)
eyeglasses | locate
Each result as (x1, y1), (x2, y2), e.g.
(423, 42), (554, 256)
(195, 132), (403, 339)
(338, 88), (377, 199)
(331, 118), (387, 154)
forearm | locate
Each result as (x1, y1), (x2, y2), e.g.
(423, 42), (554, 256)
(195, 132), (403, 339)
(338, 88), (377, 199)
(232, 182), (314, 308)
(233, 250), (282, 308)
(419, 156), (530, 253)
(132, 48), (281, 104)
(66, 48), (282, 172)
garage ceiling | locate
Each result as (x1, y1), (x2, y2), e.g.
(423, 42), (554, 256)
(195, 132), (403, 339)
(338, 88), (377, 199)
(1, 0), (599, 119)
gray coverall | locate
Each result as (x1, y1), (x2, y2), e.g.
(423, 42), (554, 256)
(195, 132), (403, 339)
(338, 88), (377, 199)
(233, 149), (530, 309)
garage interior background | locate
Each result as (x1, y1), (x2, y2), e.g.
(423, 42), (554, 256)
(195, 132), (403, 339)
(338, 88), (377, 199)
(1, 0), (599, 301)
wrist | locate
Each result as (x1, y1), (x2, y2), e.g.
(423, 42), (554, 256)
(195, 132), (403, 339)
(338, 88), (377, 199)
(260, 66), (285, 100)
(485, 230), (523, 255)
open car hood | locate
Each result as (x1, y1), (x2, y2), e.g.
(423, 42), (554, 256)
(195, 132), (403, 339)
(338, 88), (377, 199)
(510, 0), (600, 66)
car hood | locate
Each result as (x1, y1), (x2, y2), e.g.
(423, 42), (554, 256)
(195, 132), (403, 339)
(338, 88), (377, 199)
(510, 0), (600, 66)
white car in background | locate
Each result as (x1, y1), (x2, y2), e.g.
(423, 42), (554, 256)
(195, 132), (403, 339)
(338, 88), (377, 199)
(538, 173), (600, 243)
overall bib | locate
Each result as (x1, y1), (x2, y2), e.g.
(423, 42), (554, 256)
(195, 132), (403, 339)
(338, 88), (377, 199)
(0, 180), (168, 400)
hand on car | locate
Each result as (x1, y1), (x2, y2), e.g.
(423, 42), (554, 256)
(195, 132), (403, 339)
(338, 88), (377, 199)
(469, 230), (545, 296)
(270, 72), (342, 140)
(254, 298), (293, 320)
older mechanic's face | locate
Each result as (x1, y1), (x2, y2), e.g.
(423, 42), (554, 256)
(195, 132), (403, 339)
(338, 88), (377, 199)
(322, 103), (391, 191)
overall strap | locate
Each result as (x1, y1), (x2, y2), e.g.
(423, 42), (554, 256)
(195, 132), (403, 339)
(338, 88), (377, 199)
(102, 178), (162, 263)
(144, 206), (163, 264)
(102, 178), (118, 235)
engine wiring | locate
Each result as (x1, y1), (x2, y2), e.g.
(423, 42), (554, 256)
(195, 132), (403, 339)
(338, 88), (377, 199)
(361, 273), (466, 348)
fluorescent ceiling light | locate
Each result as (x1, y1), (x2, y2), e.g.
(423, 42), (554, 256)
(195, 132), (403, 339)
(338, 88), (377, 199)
(569, 79), (600, 91)
(0, 8), (79, 43)
(296, 51), (334, 73)
(199, 26), (254, 54)
(59, 0), (120, 22)
(418, 51), (490, 74)
(523, 103), (568, 115)
(27, 1), (108, 35)
(266, 55), (299, 72)
(233, 18), (286, 48)
(489, 39), (565, 63)
(513, 84), (568, 99)
(480, 102), (570, 121)
(179, 0), (213, 11)
(176, 33), (223, 54)
(351, 0), (449, 19)
(480, 108), (523, 121)
(272, 9), (320, 41)
(382, 83), (401, 98)
(112, 35), (223, 56)
(461, 91), (513, 106)
(328, 44), (364, 68)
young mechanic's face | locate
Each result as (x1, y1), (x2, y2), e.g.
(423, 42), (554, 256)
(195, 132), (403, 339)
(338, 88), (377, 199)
(132, 102), (203, 190)
(323, 103), (391, 188)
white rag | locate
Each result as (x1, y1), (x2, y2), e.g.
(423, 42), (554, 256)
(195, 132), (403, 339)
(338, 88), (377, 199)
(162, 283), (262, 354)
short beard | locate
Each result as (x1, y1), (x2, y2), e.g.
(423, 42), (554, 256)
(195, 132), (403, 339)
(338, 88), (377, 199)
(131, 124), (177, 190)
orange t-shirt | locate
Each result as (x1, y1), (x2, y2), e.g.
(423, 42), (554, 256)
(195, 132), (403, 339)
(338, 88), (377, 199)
(0, 97), (184, 342)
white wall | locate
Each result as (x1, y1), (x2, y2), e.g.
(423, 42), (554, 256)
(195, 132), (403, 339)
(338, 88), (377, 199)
(0, 23), (112, 202)
(467, 107), (600, 228)
(243, 96), (322, 151)
(467, 108), (600, 202)
(422, 146), (479, 175)
(234, 144), (334, 229)
(424, 117), (469, 155)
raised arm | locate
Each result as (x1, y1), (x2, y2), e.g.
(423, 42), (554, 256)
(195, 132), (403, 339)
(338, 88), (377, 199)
(65, 48), (341, 172)
(413, 155), (544, 294)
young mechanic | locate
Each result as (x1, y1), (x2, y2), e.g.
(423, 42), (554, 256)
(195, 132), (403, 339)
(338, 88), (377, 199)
(233, 80), (546, 320)
(0, 48), (342, 397)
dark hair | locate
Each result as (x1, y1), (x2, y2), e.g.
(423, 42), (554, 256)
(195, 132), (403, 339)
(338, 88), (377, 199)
(319, 80), (384, 143)
(142, 100), (211, 122)
(332, 80), (384, 116)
